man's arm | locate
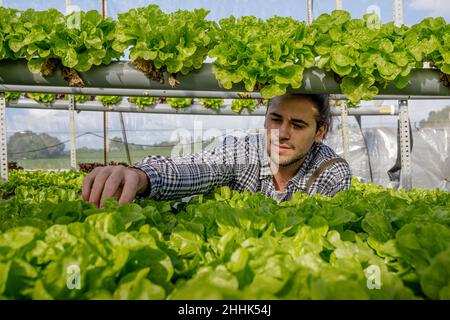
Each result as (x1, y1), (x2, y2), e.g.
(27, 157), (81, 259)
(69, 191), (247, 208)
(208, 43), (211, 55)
(131, 136), (244, 200)
(82, 135), (259, 207)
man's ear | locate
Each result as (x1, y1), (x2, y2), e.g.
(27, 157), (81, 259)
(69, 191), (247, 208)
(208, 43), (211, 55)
(314, 125), (327, 143)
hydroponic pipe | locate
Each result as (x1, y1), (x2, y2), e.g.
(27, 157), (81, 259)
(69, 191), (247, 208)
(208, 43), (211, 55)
(0, 60), (448, 97)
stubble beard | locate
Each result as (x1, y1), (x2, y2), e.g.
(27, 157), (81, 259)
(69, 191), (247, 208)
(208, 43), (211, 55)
(268, 146), (308, 168)
(276, 152), (307, 167)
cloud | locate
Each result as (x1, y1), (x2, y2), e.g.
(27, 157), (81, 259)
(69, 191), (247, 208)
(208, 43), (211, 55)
(409, 0), (450, 18)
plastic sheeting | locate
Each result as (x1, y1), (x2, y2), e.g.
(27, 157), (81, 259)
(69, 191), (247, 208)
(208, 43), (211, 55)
(323, 126), (372, 183)
(357, 127), (450, 190)
(411, 128), (450, 190)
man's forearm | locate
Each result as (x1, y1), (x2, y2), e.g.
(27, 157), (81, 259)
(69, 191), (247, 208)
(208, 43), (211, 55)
(134, 160), (234, 200)
(131, 136), (258, 200)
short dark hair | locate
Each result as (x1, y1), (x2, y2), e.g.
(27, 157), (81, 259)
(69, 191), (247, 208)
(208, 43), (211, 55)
(266, 93), (332, 134)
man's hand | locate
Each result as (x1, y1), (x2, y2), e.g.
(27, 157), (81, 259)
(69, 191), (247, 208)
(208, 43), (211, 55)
(82, 165), (149, 208)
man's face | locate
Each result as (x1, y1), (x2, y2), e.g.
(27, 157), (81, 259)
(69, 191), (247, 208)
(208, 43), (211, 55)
(264, 96), (327, 168)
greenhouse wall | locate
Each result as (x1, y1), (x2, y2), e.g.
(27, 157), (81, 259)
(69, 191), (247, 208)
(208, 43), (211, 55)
(362, 127), (450, 190)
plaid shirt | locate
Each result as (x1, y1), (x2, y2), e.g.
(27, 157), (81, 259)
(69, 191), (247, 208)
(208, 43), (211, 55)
(133, 134), (352, 203)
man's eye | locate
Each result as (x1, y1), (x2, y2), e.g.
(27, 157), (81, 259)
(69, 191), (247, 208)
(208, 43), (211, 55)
(271, 118), (281, 122)
(293, 124), (305, 129)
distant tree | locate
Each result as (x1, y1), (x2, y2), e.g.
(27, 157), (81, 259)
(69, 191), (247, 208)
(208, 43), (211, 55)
(109, 136), (124, 151)
(109, 136), (144, 152)
(8, 131), (65, 159)
(129, 142), (144, 151)
(420, 105), (450, 127)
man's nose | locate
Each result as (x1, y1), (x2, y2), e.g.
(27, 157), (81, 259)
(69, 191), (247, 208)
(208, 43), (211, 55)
(278, 121), (291, 140)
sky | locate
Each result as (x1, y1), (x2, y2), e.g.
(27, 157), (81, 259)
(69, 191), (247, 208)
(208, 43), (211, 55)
(3, 0), (450, 151)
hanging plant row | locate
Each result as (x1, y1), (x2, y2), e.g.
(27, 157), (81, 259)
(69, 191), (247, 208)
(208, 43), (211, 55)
(0, 6), (449, 105)
(3, 92), (261, 114)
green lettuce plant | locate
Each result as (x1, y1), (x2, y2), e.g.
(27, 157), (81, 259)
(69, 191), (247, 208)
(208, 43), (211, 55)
(0, 7), (20, 61)
(8, 9), (121, 86)
(231, 99), (257, 113)
(128, 96), (157, 109)
(64, 94), (93, 103)
(113, 5), (215, 87)
(311, 10), (416, 106)
(98, 95), (122, 107)
(25, 92), (56, 103)
(210, 16), (315, 99)
(4, 92), (21, 102)
(167, 98), (193, 109)
(198, 98), (224, 110)
(403, 17), (450, 86)
(0, 171), (449, 300)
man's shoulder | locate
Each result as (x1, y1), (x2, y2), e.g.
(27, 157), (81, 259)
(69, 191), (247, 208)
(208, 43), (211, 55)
(313, 143), (351, 175)
(305, 143), (352, 195)
(316, 142), (341, 160)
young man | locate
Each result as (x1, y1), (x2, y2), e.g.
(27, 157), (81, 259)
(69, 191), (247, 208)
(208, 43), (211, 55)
(82, 94), (352, 207)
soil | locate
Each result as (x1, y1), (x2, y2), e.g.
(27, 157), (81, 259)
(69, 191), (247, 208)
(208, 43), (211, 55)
(40, 58), (61, 77)
(132, 58), (165, 84)
(8, 161), (23, 170)
(168, 73), (180, 87)
(439, 72), (450, 87)
(61, 67), (85, 87)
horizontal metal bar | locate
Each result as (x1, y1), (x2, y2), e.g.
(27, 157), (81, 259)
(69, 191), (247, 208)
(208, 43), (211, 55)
(0, 60), (448, 98)
(0, 86), (264, 99)
(6, 98), (399, 116)
(329, 94), (450, 100)
(0, 85), (447, 100)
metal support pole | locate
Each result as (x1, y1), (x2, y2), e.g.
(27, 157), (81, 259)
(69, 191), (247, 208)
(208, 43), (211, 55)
(103, 111), (108, 165)
(65, 0), (73, 13)
(393, 0), (404, 27)
(399, 99), (412, 190)
(102, 0), (108, 166)
(102, 0), (107, 18)
(119, 113), (132, 165)
(340, 101), (349, 160)
(69, 95), (77, 170)
(354, 115), (374, 182)
(307, 0), (313, 25)
(0, 93), (8, 182)
(66, 0), (77, 170)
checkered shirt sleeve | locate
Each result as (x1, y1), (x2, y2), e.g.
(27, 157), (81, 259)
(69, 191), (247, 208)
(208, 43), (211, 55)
(132, 136), (258, 200)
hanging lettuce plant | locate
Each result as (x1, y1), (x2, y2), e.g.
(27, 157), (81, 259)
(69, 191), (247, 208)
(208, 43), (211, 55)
(8, 9), (121, 87)
(113, 5), (216, 87)
(311, 10), (418, 106)
(210, 16), (315, 99)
